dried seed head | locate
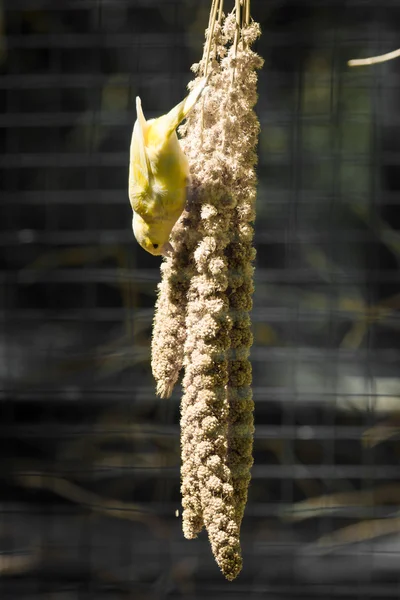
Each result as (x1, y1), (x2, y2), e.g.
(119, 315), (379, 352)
(151, 4), (262, 581)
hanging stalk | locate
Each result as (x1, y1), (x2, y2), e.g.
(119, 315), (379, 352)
(151, 0), (262, 580)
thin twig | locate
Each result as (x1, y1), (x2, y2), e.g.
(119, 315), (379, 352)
(231, 0), (241, 84)
(245, 0), (250, 26)
(217, 0), (224, 24)
(15, 471), (169, 537)
(281, 484), (400, 522)
(204, 0), (219, 76)
(348, 48), (400, 67)
(317, 516), (400, 549)
(0, 546), (42, 577)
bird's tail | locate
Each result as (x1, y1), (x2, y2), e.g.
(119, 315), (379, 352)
(135, 97), (147, 136)
(132, 96), (151, 181)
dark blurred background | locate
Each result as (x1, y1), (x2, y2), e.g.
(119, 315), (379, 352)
(1, 0), (400, 598)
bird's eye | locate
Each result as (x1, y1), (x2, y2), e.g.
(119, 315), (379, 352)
(152, 243), (159, 249)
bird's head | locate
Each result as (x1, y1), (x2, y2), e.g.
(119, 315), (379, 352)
(132, 213), (174, 257)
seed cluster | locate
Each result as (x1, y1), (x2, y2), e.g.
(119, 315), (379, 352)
(151, 13), (262, 580)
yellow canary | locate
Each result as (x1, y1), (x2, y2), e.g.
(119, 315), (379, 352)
(129, 78), (208, 256)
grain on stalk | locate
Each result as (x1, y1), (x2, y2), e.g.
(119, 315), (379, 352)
(151, 0), (262, 580)
(151, 213), (199, 399)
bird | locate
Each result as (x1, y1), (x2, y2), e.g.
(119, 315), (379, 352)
(128, 78), (208, 256)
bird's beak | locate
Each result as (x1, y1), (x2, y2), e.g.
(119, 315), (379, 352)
(162, 242), (174, 257)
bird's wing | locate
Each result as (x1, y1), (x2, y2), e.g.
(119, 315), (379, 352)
(129, 97), (152, 212)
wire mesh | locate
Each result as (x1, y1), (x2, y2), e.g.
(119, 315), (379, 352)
(1, 0), (400, 597)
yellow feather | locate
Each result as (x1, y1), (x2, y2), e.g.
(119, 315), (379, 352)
(128, 77), (208, 256)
